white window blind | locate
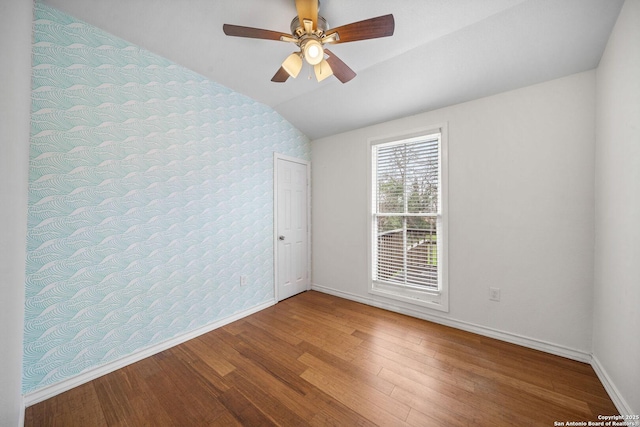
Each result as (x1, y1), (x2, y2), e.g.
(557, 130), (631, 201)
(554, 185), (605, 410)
(373, 133), (441, 290)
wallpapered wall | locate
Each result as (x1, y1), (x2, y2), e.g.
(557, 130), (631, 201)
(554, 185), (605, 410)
(24, 3), (310, 394)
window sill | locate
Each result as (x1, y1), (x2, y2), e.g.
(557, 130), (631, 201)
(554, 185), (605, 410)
(370, 281), (449, 312)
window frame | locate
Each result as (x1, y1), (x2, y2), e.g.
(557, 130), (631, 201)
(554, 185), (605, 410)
(367, 124), (449, 312)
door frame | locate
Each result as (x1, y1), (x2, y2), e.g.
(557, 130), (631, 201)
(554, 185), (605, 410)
(273, 153), (311, 302)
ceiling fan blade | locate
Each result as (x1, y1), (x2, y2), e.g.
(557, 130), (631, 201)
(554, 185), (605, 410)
(324, 49), (356, 83)
(271, 67), (290, 83)
(223, 24), (290, 41)
(325, 14), (395, 44)
(295, 0), (318, 31)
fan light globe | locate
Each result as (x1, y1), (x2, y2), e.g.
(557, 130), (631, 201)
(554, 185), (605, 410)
(314, 59), (333, 82)
(303, 39), (324, 65)
(282, 53), (303, 78)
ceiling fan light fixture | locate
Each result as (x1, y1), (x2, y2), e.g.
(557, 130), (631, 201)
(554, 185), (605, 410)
(223, 3), (395, 84)
(282, 52), (303, 78)
(303, 39), (324, 65)
(314, 59), (333, 82)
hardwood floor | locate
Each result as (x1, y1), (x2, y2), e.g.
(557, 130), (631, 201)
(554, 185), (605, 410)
(25, 291), (618, 426)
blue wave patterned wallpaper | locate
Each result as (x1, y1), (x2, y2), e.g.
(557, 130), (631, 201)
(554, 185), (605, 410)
(24, 3), (310, 394)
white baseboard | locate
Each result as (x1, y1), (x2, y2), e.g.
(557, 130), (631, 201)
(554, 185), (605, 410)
(591, 354), (634, 416)
(311, 284), (592, 363)
(23, 299), (276, 407)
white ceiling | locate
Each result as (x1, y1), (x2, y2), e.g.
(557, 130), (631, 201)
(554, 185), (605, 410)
(41, 0), (624, 140)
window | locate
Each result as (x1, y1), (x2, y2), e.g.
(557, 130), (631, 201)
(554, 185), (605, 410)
(369, 127), (448, 311)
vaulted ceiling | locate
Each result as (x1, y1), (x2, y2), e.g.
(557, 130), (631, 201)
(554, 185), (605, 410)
(41, 0), (624, 140)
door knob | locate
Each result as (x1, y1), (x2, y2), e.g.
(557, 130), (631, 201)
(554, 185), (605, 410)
(278, 235), (285, 241)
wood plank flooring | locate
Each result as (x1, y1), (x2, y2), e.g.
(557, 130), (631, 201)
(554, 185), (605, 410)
(25, 291), (618, 426)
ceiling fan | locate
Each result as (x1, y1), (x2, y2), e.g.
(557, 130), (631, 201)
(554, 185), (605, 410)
(223, 0), (395, 84)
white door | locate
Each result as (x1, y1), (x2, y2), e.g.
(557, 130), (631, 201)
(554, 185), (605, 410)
(275, 156), (310, 301)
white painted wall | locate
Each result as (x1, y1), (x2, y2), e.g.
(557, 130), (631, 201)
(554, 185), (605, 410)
(593, 0), (640, 415)
(312, 71), (596, 356)
(0, 1), (34, 425)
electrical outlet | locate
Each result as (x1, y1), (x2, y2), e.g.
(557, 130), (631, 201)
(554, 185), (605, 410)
(240, 275), (247, 287)
(489, 287), (501, 302)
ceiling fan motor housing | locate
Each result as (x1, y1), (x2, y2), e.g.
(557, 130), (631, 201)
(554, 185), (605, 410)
(290, 15), (328, 37)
